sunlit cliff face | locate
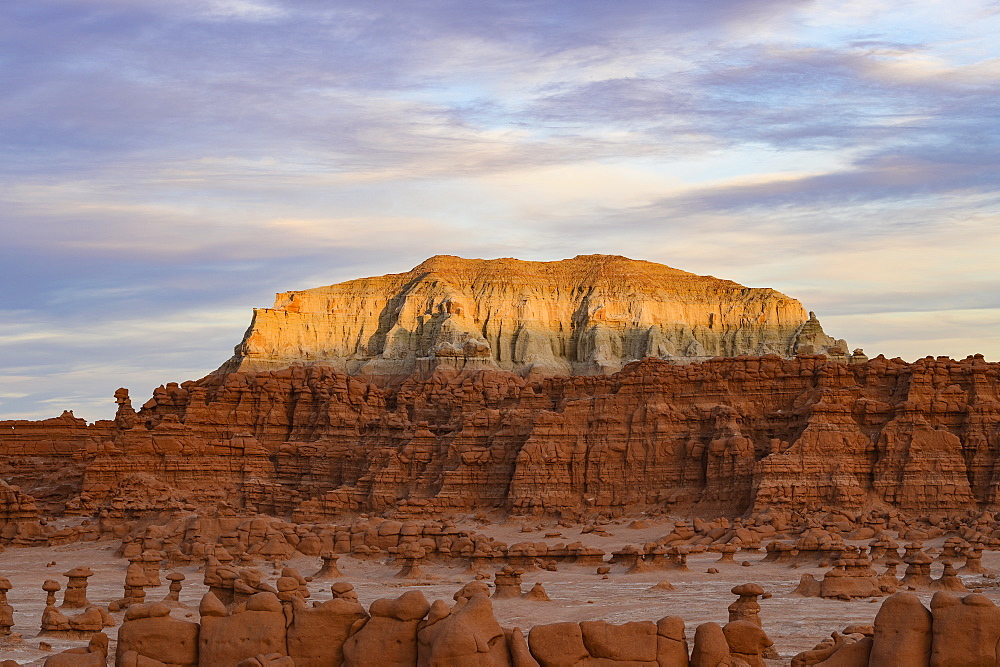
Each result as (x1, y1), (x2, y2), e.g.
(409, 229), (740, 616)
(220, 255), (853, 381)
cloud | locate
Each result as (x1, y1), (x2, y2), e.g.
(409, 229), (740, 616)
(1, 0), (998, 419)
(199, 0), (288, 21)
(825, 307), (1000, 361)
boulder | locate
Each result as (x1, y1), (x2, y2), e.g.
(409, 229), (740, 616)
(691, 622), (730, 667)
(929, 592), (1000, 667)
(723, 619), (772, 667)
(342, 590), (430, 667)
(579, 619), (657, 662)
(870, 592), (932, 667)
(528, 622), (589, 667)
(418, 593), (509, 666)
(657, 616), (689, 666)
(42, 632), (108, 667)
(198, 592), (287, 666)
(286, 595), (368, 666)
(116, 603), (199, 666)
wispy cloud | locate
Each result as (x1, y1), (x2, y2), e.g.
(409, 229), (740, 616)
(1, 0), (998, 419)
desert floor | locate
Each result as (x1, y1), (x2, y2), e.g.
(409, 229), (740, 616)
(2, 516), (995, 665)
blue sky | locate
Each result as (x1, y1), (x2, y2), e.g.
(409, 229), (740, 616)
(2, 0), (999, 421)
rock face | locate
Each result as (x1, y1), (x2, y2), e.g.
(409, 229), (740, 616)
(802, 591), (1000, 667)
(56, 584), (1000, 667)
(3, 353), (1000, 523)
(219, 254), (851, 380)
(6, 256), (1000, 523)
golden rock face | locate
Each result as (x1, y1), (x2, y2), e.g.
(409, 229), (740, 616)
(221, 254), (847, 380)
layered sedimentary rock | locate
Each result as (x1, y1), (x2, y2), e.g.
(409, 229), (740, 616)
(4, 256), (999, 523)
(2, 354), (1000, 522)
(219, 254), (853, 380)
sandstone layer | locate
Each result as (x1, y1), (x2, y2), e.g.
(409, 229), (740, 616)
(2, 354), (999, 526)
(219, 254), (853, 380)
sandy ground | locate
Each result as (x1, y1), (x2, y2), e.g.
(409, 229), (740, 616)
(2, 517), (998, 665)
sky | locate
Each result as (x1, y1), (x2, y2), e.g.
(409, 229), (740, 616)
(2, 0), (999, 422)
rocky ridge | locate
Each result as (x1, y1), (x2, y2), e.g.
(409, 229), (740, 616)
(5, 255), (996, 531)
(220, 254), (855, 380)
(2, 353), (999, 528)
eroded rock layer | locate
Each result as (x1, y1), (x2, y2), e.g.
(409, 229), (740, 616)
(220, 254), (853, 380)
(3, 354), (1000, 522)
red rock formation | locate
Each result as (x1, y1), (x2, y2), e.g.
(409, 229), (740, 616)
(798, 591), (1000, 667)
(116, 602), (198, 666)
(43, 631), (109, 667)
(0, 577), (13, 637)
(45, 576), (1000, 667)
(341, 590), (430, 666)
(199, 591), (288, 664)
(2, 353), (1000, 523)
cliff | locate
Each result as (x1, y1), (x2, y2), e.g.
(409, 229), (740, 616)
(18, 255), (999, 528)
(218, 254), (855, 380)
(3, 354), (999, 524)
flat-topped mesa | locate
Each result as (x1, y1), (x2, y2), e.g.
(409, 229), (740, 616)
(219, 254), (853, 381)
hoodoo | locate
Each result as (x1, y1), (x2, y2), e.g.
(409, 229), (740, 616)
(219, 254), (856, 381)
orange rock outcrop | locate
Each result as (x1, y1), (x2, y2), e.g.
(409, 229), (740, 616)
(219, 254), (853, 380)
(104, 586), (1000, 667)
(2, 353), (1000, 525)
(4, 256), (999, 527)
